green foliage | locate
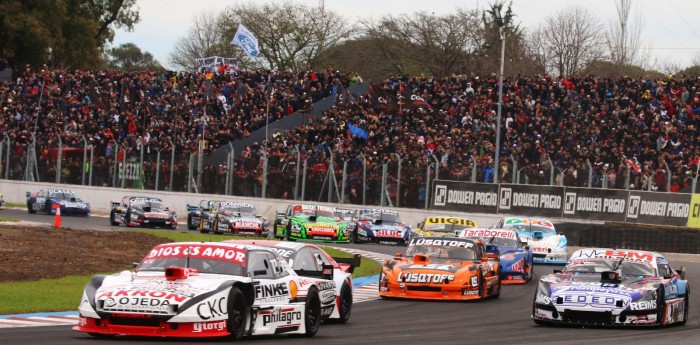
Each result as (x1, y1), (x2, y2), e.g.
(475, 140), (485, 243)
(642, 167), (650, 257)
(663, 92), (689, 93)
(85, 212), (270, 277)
(108, 43), (164, 71)
(0, 0), (139, 70)
(582, 60), (664, 78)
(678, 65), (700, 77)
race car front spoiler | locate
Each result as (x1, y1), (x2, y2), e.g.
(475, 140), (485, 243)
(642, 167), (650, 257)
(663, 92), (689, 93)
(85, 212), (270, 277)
(73, 315), (230, 338)
(532, 305), (660, 327)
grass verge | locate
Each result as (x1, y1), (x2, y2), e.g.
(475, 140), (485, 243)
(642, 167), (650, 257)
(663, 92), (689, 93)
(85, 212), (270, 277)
(0, 217), (19, 222)
(0, 230), (382, 315)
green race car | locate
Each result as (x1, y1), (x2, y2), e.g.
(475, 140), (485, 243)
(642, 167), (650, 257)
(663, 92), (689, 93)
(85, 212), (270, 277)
(274, 204), (350, 242)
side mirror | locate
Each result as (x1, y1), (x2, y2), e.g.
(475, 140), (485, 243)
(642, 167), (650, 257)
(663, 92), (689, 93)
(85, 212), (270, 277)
(394, 253), (403, 260)
(553, 268), (562, 274)
(165, 207), (170, 211)
(132, 262), (139, 269)
(677, 266), (687, 280)
(524, 245), (530, 250)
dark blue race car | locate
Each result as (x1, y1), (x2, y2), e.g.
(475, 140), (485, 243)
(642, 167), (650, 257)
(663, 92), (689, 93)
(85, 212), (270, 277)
(459, 228), (533, 284)
(350, 209), (411, 245)
(26, 188), (90, 216)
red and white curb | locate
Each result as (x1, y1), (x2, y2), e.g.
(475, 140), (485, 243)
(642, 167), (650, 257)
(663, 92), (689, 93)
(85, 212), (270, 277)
(0, 315), (79, 328)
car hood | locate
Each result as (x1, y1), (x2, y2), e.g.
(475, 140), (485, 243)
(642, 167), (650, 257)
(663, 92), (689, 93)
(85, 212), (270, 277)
(93, 271), (249, 314)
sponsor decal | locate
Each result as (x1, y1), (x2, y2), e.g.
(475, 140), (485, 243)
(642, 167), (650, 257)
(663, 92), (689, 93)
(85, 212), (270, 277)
(500, 187), (561, 210)
(554, 292), (631, 308)
(321, 290), (335, 304)
(145, 244), (246, 265)
(272, 248), (295, 258)
(255, 282), (289, 299)
(317, 281), (337, 290)
(299, 204), (335, 212)
(98, 289), (188, 302)
(233, 221), (260, 229)
(535, 294), (551, 304)
(463, 290), (479, 296)
(511, 260), (525, 273)
(470, 276), (478, 287)
(375, 230), (402, 238)
(442, 190), (498, 207)
(410, 238), (474, 248)
(570, 249), (654, 263)
(408, 264), (455, 271)
(627, 195), (641, 219)
(307, 224), (338, 234)
(503, 218), (554, 228)
(461, 229), (516, 239)
(219, 201), (254, 208)
(426, 217), (476, 227)
(630, 300), (657, 310)
(398, 272), (455, 284)
(193, 320), (226, 333)
(556, 283), (636, 297)
(261, 308), (302, 325)
(145, 212), (169, 219)
(102, 297), (172, 311)
(196, 297), (227, 320)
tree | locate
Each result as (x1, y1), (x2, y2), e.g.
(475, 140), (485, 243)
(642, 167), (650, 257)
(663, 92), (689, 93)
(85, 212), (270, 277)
(479, 1), (541, 76)
(108, 43), (164, 71)
(361, 9), (482, 77)
(222, 2), (354, 71)
(0, 0), (140, 70)
(529, 6), (605, 77)
(168, 11), (236, 70)
(605, 0), (650, 68)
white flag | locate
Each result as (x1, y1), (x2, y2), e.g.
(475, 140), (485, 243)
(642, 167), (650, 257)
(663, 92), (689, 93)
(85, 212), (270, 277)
(231, 24), (260, 59)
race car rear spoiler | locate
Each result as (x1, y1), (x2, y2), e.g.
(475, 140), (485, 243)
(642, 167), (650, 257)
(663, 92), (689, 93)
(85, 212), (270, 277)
(333, 254), (362, 274)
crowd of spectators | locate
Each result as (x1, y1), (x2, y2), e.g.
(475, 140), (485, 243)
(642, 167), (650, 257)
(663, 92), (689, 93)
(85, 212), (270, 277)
(2, 64), (700, 207)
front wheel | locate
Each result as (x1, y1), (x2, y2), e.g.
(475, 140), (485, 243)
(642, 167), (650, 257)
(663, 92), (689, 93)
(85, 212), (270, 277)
(304, 288), (321, 337)
(285, 223), (293, 241)
(109, 211), (118, 226)
(493, 276), (501, 299)
(679, 288), (689, 326)
(656, 286), (666, 327)
(199, 218), (209, 234)
(27, 202), (36, 214)
(352, 226), (360, 244)
(227, 287), (247, 340)
(187, 215), (196, 230)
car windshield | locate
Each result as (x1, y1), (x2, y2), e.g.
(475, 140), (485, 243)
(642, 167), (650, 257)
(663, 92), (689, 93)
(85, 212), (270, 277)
(137, 244), (246, 276)
(505, 224), (556, 235)
(405, 245), (478, 263)
(359, 211), (400, 222)
(423, 222), (473, 232)
(48, 190), (77, 200)
(292, 206), (334, 218)
(132, 200), (165, 211)
(219, 205), (255, 216)
(564, 259), (656, 276)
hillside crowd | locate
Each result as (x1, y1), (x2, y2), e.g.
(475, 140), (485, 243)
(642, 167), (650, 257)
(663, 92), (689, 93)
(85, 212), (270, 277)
(2, 65), (700, 206)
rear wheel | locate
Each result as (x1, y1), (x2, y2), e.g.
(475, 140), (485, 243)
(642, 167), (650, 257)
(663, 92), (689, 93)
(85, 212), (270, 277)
(28, 202), (36, 214)
(304, 288), (321, 337)
(213, 219), (222, 235)
(679, 287), (689, 326)
(227, 287), (247, 340)
(656, 286), (666, 327)
(493, 276), (501, 299)
(285, 223), (293, 241)
(187, 215), (196, 230)
(200, 218), (208, 234)
(327, 282), (352, 324)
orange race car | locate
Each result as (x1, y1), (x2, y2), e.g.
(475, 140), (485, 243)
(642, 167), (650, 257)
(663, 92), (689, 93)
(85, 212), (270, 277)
(379, 237), (501, 301)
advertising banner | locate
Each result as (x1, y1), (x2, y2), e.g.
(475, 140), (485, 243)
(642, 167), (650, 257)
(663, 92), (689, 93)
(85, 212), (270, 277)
(686, 194), (700, 228)
(626, 191), (691, 227)
(498, 184), (564, 217)
(562, 187), (628, 222)
(432, 180), (499, 214)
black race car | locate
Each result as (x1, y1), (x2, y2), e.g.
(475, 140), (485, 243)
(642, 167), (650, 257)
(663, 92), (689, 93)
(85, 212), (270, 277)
(199, 201), (268, 236)
(26, 188), (90, 216)
(185, 199), (219, 230)
(109, 196), (177, 229)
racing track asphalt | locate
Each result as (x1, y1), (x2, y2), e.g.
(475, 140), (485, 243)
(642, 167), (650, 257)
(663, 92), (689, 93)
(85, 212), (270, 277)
(2, 208), (700, 344)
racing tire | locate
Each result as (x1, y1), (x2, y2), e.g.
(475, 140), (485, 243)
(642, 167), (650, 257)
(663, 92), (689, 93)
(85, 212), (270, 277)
(656, 286), (666, 328)
(109, 210), (119, 226)
(187, 215), (196, 230)
(493, 276), (501, 299)
(227, 287), (247, 340)
(303, 287), (322, 337)
(199, 219), (209, 234)
(285, 223), (294, 241)
(213, 219), (222, 235)
(532, 290), (549, 326)
(478, 274), (486, 300)
(327, 282), (352, 324)
(352, 226), (360, 244)
(679, 288), (689, 326)
(125, 210), (132, 227)
(27, 202), (36, 214)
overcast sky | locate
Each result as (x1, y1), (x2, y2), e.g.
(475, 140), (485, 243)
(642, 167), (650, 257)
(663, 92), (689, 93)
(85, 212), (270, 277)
(113, 0), (700, 71)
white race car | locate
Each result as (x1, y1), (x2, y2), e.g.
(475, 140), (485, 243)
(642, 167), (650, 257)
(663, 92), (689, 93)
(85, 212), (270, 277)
(74, 242), (336, 339)
(227, 240), (360, 323)
(496, 217), (567, 264)
(533, 248), (690, 327)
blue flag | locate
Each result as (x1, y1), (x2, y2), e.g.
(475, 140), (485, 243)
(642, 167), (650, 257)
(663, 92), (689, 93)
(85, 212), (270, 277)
(231, 24), (260, 58)
(347, 124), (368, 139)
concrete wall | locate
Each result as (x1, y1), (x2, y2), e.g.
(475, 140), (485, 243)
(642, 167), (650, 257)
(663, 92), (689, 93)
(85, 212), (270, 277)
(0, 180), (505, 227)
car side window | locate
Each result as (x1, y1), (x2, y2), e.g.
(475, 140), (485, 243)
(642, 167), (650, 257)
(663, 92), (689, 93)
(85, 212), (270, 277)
(657, 263), (673, 279)
(293, 248), (321, 272)
(268, 253), (289, 278)
(309, 248), (331, 266)
(247, 251), (274, 279)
